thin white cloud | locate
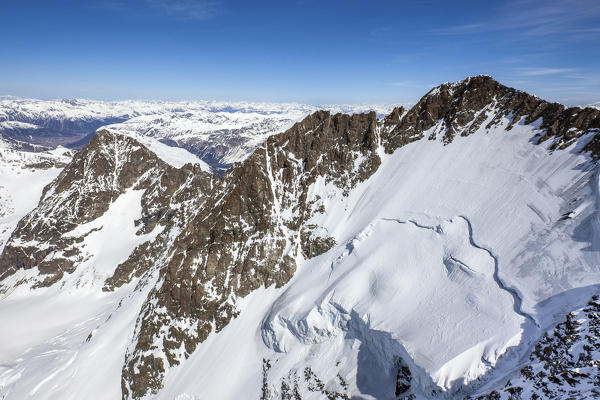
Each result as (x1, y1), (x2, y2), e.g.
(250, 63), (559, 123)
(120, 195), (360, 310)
(145, 0), (220, 20)
(517, 68), (575, 76)
(426, 23), (485, 35)
(370, 26), (392, 37)
(427, 0), (600, 40)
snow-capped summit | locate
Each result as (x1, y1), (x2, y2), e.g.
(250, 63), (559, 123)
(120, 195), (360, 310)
(1, 77), (600, 399)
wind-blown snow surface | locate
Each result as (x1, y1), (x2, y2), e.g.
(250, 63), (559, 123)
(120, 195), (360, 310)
(1, 113), (599, 399)
(0, 275), (155, 400)
(104, 129), (212, 171)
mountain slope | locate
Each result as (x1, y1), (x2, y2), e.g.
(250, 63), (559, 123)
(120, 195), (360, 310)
(1, 76), (600, 399)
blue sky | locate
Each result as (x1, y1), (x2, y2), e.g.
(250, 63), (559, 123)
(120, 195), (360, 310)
(1, 0), (599, 105)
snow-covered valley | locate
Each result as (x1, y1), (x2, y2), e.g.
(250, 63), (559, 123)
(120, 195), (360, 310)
(0, 76), (599, 399)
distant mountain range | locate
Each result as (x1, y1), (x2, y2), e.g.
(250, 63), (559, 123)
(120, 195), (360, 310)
(0, 97), (396, 172)
(587, 101), (600, 110)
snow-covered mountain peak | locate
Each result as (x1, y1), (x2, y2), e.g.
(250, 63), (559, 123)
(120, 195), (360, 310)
(0, 129), (213, 288)
(1, 78), (600, 399)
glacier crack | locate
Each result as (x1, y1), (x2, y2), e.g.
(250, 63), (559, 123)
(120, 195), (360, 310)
(456, 215), (540, 330)
(384, 215), (540, 330)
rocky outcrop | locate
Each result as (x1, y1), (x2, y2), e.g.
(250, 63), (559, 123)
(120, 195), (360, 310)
(474, 295), (600, 400)
(121, 76), (600, 396)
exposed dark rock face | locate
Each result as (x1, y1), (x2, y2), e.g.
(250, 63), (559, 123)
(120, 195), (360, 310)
(1, 76), (600, 399)
(259, 362), (350, 400)
(395, 358), (413, 399)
